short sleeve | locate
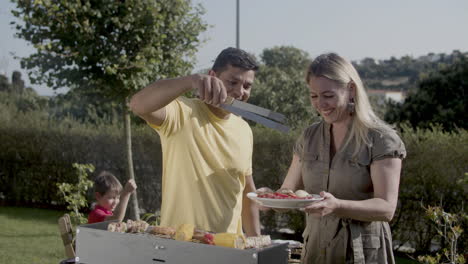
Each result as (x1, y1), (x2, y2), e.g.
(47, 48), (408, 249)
(245, 167), (253, 177)
(245, 127), (254, 177)
(148, 97), (190, 137)
(371, 129), (407, 162)
(88, 208), (109, 224)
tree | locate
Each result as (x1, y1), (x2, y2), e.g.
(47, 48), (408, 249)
(385, 55), (468, 131)
(11, 70), (25, 94)
(48, 88), (122, 125)
(0, 70), (48, 112)
(260, 46), (310, 73)
(12, 0), (207, 219)
(249, 46), (317, 128)
(0, 74), (10, 92)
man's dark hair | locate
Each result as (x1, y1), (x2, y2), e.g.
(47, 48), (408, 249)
(212, 47), (259, 73)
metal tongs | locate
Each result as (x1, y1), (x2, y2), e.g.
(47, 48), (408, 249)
(221, 97), (290, 133)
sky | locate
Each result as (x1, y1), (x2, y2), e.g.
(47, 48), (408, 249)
(1, 0), (467, 96)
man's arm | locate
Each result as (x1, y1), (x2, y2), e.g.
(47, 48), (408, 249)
(129, 73), (229, 126)
(242, 175), (261, 237)
(129, 76), (195, 126)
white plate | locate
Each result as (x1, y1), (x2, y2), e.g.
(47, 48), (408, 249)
(247, 192), (323, 209)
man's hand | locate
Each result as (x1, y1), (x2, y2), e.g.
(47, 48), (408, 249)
(123, 179), (137, 195)
(192, 74), (228, 107)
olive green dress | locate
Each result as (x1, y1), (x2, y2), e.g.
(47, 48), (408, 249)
(294, 121), (406, 264)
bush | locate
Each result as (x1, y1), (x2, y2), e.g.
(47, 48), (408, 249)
(417, 205), (466, 264)
(392, 125), (468, 254)
(0, 96), (163, 213)
(57, 163), (94, 225)
(250, 125), (307, 237)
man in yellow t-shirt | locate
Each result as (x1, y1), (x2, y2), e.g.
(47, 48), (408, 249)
(129, 48), (261, 236)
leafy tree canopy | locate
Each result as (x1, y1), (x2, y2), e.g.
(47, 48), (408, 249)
(250, 46), (317, 129)
(11, 0), (208, 100)
(354, 50), (468, 92)
(385, 54), (468, 131)
(11, 0), (208, 220)
(0, 71), (48, 112)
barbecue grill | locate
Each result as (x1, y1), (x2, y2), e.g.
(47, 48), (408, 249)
(75, 221), (289, 264)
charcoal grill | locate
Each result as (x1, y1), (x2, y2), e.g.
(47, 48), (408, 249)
(75, 221), (288, 264)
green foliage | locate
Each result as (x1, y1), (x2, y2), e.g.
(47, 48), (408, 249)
(385, 55), (468, 131)
(11, 0), (208, 220)
(260, 46), (311, 73)
(0, 71), (124, 125)
(0, 74), (10, 92)
(354, 50), (468, 92)
(392, 125), (468, 254)
(11, 0), (208, 100)
(0, 73), (49, 113)
(417, 206), (466, 264)
(251, 125), (308, 236)
(0, 71), (27, 93)
(249, 47), (468, 129)
(48, 89), (123, 125)
(11, 71), (25, 94)
(141, 211), (161, 226)
(56, 163), (94, 225)
(0, 93), (163, 212)
(250, 46), (318, 129)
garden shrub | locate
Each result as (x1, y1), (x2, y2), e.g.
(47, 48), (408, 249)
(392, 125), (468, 254)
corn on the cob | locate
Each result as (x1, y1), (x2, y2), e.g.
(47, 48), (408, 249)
(175, 223), (195, 241)
(213, 233), (246, 249)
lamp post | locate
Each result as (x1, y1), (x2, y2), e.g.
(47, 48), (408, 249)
(236, 0), (239, 48)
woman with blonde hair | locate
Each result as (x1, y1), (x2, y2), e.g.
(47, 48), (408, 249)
(279, 53), (406, 263)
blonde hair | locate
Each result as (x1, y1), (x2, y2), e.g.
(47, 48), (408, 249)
(306, 53), (394, 155)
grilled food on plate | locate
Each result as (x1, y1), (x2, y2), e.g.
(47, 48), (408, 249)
(255, 188), (314, 199)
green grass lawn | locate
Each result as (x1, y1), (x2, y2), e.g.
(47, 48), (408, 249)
(0, 206), (67, 264)
(0, 206), (418, 264)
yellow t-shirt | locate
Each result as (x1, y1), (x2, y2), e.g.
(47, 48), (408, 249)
(149, 97), (253, 234)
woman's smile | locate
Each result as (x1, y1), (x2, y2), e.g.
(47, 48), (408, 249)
(321, 109), (334, 116)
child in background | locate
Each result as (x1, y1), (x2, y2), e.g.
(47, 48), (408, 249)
(88, 171), (137, 224)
